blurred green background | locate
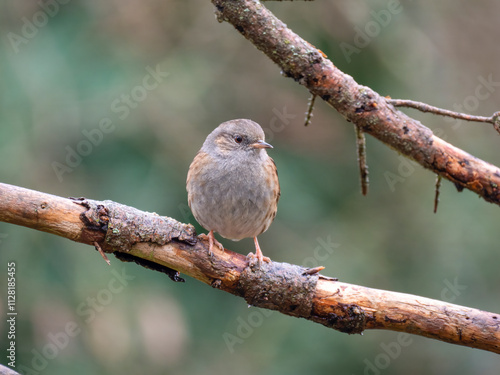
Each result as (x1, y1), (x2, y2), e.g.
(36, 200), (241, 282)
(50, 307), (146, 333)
(1, 0), (500, 374)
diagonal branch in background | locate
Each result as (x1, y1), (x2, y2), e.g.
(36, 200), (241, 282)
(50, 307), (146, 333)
(1, 182), (499, 353)
(212, 0), (500, 206)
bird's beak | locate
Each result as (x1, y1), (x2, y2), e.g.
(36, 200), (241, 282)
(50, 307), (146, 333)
(251, 140), (273, 149)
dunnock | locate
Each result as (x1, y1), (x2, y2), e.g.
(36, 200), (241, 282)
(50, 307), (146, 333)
(186, 119), (280, 264)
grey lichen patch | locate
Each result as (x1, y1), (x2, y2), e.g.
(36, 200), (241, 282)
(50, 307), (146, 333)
(78, 199), (197, 252)
(237, 261), (318, 318)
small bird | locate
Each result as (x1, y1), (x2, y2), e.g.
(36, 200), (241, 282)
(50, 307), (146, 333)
(186, 119), (280, 264)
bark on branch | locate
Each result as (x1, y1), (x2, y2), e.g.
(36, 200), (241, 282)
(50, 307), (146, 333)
(1, 182), (499, 354)
(212, 0), (500, 206)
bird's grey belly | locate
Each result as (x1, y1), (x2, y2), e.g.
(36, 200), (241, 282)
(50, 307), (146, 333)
(190, 174), (272, 240)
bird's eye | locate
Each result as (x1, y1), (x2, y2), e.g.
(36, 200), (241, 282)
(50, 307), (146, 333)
(234, 135), (243, 144)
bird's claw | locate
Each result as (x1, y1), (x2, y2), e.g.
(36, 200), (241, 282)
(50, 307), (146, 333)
(200, 231), (224, 257)
(246, 251), (271, 267)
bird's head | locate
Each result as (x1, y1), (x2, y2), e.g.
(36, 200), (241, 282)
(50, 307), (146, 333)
(203, 119), (273, 157)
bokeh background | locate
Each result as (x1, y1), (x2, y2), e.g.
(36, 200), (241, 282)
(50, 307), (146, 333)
(1, 1), (500, 374)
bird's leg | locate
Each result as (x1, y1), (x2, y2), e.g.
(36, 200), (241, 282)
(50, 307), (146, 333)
(208, 230), (224, 256)
(252, 237), (271, 265)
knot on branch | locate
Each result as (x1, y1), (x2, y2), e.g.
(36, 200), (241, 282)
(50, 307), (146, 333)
(72, 197), (109, 244)
(237, 261), (318, 318)
(320, 303), (366, 335)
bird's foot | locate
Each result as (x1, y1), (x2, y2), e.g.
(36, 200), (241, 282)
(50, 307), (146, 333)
(200, 230), (224, 257)
(246, 251), (271, 267)
(247, 237), (271, 267)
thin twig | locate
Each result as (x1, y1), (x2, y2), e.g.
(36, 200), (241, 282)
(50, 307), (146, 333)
(303, 266), (326, 275)
(355, 125), (369, 195)
(304, 94), (316, 126)
(387, 99), (500, 134)
(94, 241), (111, 265)
(434, 175), (442, 214)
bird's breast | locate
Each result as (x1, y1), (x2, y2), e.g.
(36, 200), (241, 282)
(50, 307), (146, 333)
(188, 154), (278, 240)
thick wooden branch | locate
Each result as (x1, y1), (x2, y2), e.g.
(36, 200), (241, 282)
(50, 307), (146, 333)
(212, 0), (500, 206)
(1, 182), (499, 354)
